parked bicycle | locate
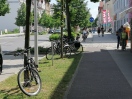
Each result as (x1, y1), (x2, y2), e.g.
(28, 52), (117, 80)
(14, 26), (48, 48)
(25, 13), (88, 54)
(67, 40), (81, 55)
(14, 47), (42, 96)
(46, 39), (71, 60)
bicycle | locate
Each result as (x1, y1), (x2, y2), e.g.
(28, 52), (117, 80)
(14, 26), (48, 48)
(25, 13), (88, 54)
(67, 40), (81, 55)
(14, 47), (42, 96)
(46, 39), (71, 60)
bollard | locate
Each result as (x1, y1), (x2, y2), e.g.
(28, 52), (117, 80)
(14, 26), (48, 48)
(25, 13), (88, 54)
(51, 41), (54, 66)
(0, 31), (2, 35)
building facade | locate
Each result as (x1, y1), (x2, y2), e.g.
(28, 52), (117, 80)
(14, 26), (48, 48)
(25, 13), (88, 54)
(0, 0), (52, 32)
(97, 1), (104, 27)
(0, 0), (20, 31)
(113, 0), (129, 32)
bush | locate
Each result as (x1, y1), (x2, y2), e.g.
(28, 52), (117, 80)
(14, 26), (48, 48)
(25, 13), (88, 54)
(49, 31), (80, 41)
(16, 47), (48, 55)
(30, 46), (48, 54)
(49, 33), (60, 41)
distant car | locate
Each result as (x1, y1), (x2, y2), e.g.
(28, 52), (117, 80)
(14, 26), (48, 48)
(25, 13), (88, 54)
(48, 29), (54, 34)
(54, 29), (61, 34)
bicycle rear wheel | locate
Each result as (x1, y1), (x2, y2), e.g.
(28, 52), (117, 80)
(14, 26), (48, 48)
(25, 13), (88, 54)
(46, 47), (54, 60)
(17, 68), (42, 96)
(63, 46), (71, 57)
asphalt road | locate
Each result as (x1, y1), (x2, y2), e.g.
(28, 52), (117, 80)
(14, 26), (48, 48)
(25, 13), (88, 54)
(0, 34), (50, 53)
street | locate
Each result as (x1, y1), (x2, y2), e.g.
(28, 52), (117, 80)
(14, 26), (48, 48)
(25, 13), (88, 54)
(0, 34), (51, 52)
(0, 34), (51, 82)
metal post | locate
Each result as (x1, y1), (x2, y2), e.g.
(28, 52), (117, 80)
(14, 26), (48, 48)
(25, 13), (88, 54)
(51, 41), (54, 66)
(34, 0), (38, 66)
(60, 0), (64, 58)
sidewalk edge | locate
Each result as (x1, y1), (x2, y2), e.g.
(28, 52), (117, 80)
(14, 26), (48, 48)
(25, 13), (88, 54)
(63, 53), (84, 99)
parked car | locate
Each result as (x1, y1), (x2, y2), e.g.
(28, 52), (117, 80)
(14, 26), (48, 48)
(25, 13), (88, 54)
(48, 29), (54, 34)
(54, 29), (61, 34)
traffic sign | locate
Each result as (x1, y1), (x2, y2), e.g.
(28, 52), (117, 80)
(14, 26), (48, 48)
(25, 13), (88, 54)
(89, 17), (94, 22)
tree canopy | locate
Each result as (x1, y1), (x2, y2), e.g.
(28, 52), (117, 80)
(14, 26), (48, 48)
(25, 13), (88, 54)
(52, 0), (92, 29)
(39, 11), (55, 28)
(15, 3), (33, 26)
(0, 0), (10, 16)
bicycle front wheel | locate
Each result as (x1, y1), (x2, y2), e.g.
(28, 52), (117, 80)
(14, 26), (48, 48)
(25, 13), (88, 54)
(17, 68), (42, 96)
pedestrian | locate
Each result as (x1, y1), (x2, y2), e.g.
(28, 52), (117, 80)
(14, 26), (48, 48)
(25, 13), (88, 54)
(82, 27), (87, 42)
(101, 25), (104, 37)
(117, 25), (123, 49)
(97, 27), (101, 37)
(76, 33), (80, 41)
(121, 27), (128, 50)
(116, 31), (120, 49)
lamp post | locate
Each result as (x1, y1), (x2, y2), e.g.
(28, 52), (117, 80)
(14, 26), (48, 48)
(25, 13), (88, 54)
(34, 0), (38, 66)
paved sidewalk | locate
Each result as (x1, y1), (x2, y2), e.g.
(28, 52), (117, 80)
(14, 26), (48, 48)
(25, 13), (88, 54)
(64, 33), (132, 99)
(0, 33), (24, 38)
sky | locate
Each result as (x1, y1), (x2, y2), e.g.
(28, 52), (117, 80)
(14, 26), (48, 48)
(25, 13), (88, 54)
(50, 0), (99, 19)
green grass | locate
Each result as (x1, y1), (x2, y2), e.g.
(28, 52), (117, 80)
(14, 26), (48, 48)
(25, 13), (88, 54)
(0, 48), (83, 99)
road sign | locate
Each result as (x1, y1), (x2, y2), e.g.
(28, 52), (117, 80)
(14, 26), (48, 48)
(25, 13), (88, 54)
(89, 17), (94, 22)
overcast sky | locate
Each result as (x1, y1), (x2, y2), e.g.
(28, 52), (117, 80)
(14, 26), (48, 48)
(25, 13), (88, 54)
(50, 0), (99, 19)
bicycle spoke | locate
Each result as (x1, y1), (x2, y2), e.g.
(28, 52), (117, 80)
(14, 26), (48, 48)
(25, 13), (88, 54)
(18, 68), (41, 96)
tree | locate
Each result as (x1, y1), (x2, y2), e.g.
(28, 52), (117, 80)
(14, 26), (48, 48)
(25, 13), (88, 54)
(0, 0), (10, 16)
(39, 12), (55, 28)
(15, 3), (33, 26)
(53, 0), (91, 29)
(92, 17), (98, 27)
(69, 0), (91, 28)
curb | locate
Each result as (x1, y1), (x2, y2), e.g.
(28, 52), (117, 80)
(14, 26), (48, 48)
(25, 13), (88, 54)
(0, 33), (24, 38)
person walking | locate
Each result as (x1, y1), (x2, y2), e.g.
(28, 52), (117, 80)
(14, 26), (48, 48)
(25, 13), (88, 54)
(121, 28), (128, 50)
(101, 25), (104, 37)
(82, 27), (87, 42)
(117, 25), (123, 49)
(97, 27), (101, 37)
(116, 31), (120, 49)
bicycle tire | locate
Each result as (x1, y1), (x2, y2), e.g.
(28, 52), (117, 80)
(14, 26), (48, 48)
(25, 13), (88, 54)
(0, 53), (3, 74)
(63, 46), (71, 57)
(17, 68), (42, 96)
(46, 47), (54, 60)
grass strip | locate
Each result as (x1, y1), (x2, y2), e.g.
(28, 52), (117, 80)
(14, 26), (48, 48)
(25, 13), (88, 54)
(0, 50), (82, 99)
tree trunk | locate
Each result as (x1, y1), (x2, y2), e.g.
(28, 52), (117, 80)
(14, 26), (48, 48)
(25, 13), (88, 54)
(24, 0), (31, 80)
(65, 0), (71, 40)
(60, 0), (64, 58)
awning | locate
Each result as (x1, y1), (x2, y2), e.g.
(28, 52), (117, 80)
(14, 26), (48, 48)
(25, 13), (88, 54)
(119, 7), (132, 19)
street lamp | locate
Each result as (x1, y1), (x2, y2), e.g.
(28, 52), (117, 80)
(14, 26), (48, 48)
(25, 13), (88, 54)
(34, 0), (38, 66)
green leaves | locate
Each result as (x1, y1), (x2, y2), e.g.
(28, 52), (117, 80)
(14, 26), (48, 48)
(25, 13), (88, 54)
(0, 0), (10, 16)
(15, 3), (33, 26)
(69, 0), (91, 27)
(39, 12), (55, 27)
